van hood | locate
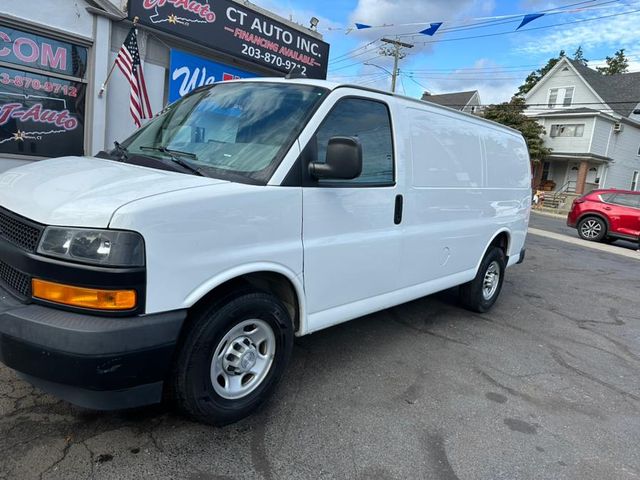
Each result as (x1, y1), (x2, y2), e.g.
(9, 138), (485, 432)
(0, 156), (225, 228)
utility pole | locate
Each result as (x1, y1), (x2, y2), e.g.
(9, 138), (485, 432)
(380, 38), (414, 93)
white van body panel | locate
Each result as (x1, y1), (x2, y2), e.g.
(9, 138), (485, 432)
(397, 103), (530, 293)
(0, 156), (218, 227)
(300, 92), (529, 334)
(0, 79), (530, 338)
(109, 182), (304, 316)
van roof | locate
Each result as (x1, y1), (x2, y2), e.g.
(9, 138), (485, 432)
(229, 77), (523, 136)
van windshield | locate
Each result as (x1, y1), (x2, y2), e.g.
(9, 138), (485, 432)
(122, 82), (328, 183)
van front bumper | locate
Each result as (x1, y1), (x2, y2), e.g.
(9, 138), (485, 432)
(0, 284), (186, 410)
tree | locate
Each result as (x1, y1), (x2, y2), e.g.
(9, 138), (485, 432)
(517, 50), (566, 96)
(596, 49), (629, 75)
(573, 46), (588, 65)
(483, 96), (551, 163)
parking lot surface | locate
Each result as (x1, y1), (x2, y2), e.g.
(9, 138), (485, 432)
(1, 213), (639, 480)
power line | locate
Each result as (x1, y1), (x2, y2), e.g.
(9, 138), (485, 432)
(326, 4), (640, 79)
(329, 39), (381, 64)
(410, 7), (640, 45)
(328, 54), (387, 72)
(330, 44), (385, 65)
(396, 0), (622, 38)
(403, 70), (640, 81)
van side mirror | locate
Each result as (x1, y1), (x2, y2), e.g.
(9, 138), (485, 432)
(309, 136), (362, 180)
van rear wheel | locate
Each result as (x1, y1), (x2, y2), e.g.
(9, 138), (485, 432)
(170, 291), (293, 426)
(459, 247), (506, 313)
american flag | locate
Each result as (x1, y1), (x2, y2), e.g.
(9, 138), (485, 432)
(115, 28), (152, 128)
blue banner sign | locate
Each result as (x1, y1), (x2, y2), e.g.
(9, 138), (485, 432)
(169, 50), (258, 102)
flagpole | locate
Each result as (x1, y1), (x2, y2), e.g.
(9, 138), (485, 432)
(98, 16), (139, 97)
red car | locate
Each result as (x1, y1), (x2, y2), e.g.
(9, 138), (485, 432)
(567, 189), (640, 243)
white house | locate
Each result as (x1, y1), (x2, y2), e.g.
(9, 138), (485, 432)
(524, 57), (640, 196)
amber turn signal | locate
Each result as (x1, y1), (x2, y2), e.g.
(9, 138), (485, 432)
(32, 279), (136, 310)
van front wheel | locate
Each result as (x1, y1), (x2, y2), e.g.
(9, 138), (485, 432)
(459, 247), (506, 313)
(171, 291), (293, 426)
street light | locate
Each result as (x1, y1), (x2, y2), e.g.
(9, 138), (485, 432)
(364, 63), (395, 92)
(364, 62), (394, 76)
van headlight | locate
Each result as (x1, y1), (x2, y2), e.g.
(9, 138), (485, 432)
(37, 227), (145, 267)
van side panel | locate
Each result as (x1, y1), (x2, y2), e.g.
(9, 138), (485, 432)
(482, 126), (531, 259)
(400, 104), (530, 291)
(401, 106), (492, 288)
(484, 128), (531, 189)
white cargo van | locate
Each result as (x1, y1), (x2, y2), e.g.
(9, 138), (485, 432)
(0, 79), (530, 425)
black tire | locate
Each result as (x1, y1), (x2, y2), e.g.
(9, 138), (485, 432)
(170, 291), (293, 426)
(577, 216), (607, 242)
(459, 247), (506, 313)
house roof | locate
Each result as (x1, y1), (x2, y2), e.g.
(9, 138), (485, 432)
(535, 107), (600, 116)
(421, 90), (477, 109)
(567, 59), (640, 117)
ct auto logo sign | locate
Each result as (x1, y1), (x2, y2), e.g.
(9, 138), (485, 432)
(143, 0), (216, 25)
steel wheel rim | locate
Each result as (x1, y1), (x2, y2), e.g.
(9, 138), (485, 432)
(482, 260), (500, 300)
(210, 319), (276, 400)
(580, 219), (602, 239)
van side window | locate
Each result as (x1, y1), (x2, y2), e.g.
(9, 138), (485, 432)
(314, 98), (394, 185)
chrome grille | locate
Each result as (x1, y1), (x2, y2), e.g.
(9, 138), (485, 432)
(0, 259), (31, 298)
(0, 208), (43, 252)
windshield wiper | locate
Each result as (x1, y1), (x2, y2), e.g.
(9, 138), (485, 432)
(112, 141), (129, 161)
(139, 146), (208, 177)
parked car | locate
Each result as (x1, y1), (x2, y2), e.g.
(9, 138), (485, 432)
(0, 79), (531, 425)
(567, 189), (640, 243)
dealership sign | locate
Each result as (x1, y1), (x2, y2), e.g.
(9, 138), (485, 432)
(0, 25), (86, 158)
(0, 26), (87, 78)
(169, 50), (258, 102)
(129, 0), (330, 79)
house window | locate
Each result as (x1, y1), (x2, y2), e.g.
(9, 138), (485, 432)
(548, 87), (574, 108)
(632, 171), (639, 191)
(549, 124), (585, 137)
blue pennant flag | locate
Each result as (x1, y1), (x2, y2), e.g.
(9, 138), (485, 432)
(517, 13), (545, 30)
(419, 22), (443, 36)
(355, 23), (372, 30)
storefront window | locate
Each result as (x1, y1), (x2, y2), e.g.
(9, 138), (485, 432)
(0, 24), (88, 157)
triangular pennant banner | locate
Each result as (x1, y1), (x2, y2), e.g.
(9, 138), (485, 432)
(517, 13), (544, 30)
(355, 23), (372, 29)
(419, 22), (443, 36)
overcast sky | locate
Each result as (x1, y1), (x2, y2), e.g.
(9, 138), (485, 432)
(252, 0), (640, 104)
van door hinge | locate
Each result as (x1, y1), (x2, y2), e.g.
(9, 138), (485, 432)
(394, 194), (403, 225)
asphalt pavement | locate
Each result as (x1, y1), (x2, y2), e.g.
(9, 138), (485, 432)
(1, 214), (639, 480)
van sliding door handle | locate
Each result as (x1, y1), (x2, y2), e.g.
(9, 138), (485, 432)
(394, 194), (403, 225)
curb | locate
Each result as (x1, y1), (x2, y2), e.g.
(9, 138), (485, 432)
(531, 210), (567, 219)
